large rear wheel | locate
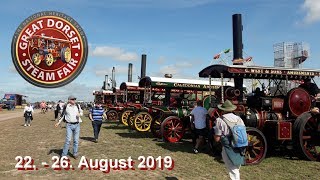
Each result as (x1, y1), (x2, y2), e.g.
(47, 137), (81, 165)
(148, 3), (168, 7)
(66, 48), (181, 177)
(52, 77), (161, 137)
(294, 112), (320, 161)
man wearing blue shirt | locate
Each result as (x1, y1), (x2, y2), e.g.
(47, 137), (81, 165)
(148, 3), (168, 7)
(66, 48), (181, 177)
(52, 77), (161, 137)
(89, 101), (105, 143)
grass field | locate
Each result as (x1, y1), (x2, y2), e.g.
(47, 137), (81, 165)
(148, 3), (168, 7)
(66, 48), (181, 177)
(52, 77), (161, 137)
(0, 109), (23, 114)
(0, 111), (319, 180)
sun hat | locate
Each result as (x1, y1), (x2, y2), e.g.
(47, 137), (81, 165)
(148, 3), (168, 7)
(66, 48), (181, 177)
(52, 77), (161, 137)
(217, 100), (237, 112)
(68, 95), (76, 100)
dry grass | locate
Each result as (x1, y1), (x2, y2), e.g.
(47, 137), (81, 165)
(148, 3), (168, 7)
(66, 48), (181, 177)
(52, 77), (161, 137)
(0, 108), (24, 114)
(0, 111), (319, 180)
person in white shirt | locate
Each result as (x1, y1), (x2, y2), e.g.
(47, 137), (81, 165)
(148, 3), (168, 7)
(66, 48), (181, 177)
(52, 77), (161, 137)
(190, 100), (208, 154)
(214, 100), (244, 180)
(23, 103), (34, 127)
(55, 95), (83, 159)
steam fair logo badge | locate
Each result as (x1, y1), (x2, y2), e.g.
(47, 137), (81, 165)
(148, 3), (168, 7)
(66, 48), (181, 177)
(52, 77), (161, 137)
(11, 11), (88, 88)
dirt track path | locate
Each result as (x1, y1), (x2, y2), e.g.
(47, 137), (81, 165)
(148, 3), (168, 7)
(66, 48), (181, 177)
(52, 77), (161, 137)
(0, 109), (41, 122)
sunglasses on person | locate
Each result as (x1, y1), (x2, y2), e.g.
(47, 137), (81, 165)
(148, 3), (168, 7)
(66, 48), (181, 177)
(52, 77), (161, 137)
(70, 99), (76, 100)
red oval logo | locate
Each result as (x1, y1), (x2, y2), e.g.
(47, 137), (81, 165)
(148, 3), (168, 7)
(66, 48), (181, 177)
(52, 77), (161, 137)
(11, 11), (88, 88)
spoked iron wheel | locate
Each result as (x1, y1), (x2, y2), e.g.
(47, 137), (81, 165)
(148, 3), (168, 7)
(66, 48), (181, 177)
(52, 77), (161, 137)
(151, 118), (162, 138)
(245, 127), (267, 165)
(45, 53), (54, 66)
(294, 112), (320, 161)
(106, 110), (118, 121)
(161, 116), (185, 143)
(134, 112), (153, 132)
(120, 110), (132, 126)
(32, 53), (41, 65)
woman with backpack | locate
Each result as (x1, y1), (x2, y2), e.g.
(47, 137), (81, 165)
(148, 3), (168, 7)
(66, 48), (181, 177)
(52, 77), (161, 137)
(213, 100), (248, 180)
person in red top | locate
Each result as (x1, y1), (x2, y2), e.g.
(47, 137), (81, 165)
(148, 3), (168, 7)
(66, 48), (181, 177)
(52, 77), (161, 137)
(40, 101), (47, 114)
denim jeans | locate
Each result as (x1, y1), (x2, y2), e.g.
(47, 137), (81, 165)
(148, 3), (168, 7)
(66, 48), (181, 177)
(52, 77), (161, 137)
(62, 123), (80, 157)
(92, 121), (102, 140)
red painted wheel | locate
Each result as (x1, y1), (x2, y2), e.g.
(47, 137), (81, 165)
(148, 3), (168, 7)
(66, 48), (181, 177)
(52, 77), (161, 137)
(294, 112), (320, 161)
(106, 110), (118, 121)
(161, 116), (185, 143)
(245, 127), (267, 165)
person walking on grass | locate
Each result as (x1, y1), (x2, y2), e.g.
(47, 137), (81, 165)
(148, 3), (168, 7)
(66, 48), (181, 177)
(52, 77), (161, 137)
(23, 103), (34, 127)
(190, 100), (208, 154)
(89, 101), (105, 143)
(55, 95), (83, 159)
(214, 100), (247, 180)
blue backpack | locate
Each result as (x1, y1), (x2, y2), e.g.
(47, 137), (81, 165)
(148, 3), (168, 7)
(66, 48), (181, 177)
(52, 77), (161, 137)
(222, 115), (248, 148)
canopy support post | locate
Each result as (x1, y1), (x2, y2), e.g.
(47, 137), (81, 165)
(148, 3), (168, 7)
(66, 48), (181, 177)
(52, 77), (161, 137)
(209, 75), (212, 107)
(221, 73), (224, 103)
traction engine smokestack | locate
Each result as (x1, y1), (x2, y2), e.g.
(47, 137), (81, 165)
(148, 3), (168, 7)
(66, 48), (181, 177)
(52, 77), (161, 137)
(141, 54), (146, 78)
(112, 67), (115, 88)
(232, 14), (244, 102)
(104, 75), (108, 90)
(140, 54), (147, 104)
(128, 63), (133, 82)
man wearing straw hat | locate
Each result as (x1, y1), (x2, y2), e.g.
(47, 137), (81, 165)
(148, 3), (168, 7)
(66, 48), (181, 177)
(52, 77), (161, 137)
(214, 100), (246, 180)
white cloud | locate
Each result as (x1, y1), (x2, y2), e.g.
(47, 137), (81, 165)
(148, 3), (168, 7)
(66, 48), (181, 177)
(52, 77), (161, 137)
(93, 65), (137, 77)
(176, 61), (193, 68)
(302, 0), (320, 24)
(91, 46), (138, 61)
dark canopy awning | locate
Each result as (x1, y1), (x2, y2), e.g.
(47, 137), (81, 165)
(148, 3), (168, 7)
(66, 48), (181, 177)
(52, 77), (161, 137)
(199, 64), (320, 80)
(139, 76), (152, 87)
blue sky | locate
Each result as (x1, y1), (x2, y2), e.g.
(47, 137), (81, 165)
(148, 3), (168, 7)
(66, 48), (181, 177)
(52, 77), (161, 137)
(1, 0), (320, 102)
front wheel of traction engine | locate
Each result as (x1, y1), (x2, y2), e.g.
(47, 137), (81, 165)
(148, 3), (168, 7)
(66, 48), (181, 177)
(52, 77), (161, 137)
(106, 110), (118, 121)
(120, 110), (132, 126)
(45, 53), (54, 66)
(134, 112), (153, 132)
(161, 116), (185, 143)
(245, 127), (267, 165)
(32, 53), (42, 65)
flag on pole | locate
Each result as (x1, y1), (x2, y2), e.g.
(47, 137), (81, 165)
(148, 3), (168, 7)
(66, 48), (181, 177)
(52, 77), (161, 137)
(224, 48), (231, 54)
(213, 53), (221, 59)
(244, 56), (253, 62)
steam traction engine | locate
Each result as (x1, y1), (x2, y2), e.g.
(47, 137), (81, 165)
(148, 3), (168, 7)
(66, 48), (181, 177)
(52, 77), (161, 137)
(199, 64), (320, 165)
(28, 34), (71, 66)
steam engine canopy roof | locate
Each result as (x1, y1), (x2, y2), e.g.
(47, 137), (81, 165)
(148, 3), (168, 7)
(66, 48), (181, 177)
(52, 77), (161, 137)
(199, 64), (320, 80)
(139, 76), (236, 90)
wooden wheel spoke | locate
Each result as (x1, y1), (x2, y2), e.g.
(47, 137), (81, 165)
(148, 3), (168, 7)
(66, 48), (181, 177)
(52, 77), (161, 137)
(252, 149), (259, 157)
(253, 139), (261, 146)
(302, 135), (312, 140)
(246, 152), (252, 160)
(253, 146), (261, 150)
(175, 132), (182, 138)
(175, 122), (181, 128)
